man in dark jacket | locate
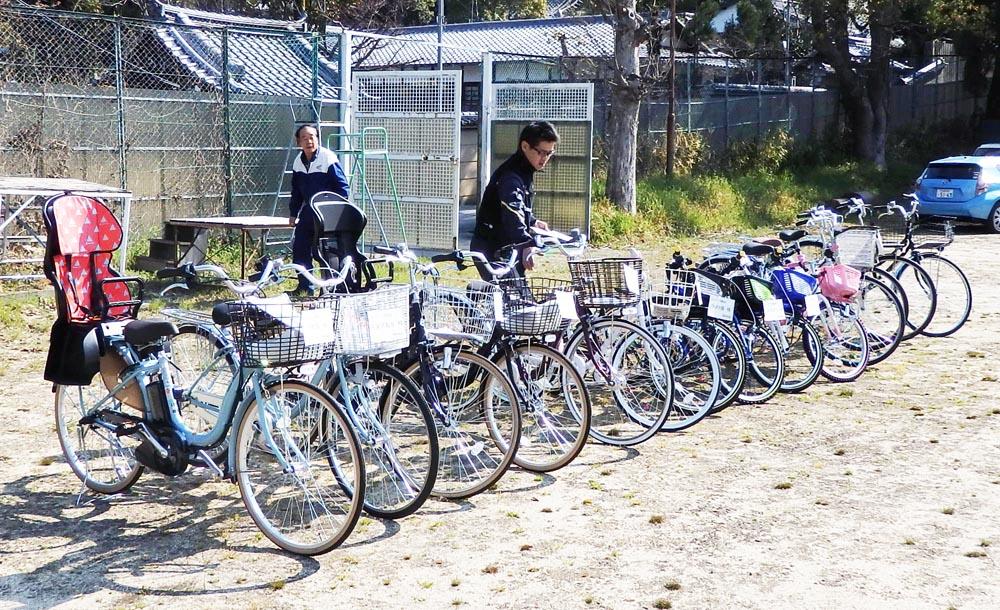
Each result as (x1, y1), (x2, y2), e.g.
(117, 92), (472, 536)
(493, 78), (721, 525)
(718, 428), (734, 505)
(288, 124), (350, 294)
(471, 121), (558, 279)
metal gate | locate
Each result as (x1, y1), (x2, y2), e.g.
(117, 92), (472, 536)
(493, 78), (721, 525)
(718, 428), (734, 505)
(481, 70), (594, 235)
(350, 70), (462, 249)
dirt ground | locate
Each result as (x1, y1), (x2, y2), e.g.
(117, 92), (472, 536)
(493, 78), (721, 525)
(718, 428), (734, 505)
(1, 230), (998, 610)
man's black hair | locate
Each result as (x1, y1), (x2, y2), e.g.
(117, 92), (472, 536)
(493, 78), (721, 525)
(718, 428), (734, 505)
(519, 121), (559, 147)
(295, 124), (318, 139)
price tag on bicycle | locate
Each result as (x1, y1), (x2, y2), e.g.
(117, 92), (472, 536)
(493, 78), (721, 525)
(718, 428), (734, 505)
(300, 308), (335, 346)
(804, 293), (821, 317)
(762, 298), (785, 322)
(555, 290), (578, 320)
(623, 265), (641, 294)
(492, 291), (505, 322)
(707, 295), (735, 320)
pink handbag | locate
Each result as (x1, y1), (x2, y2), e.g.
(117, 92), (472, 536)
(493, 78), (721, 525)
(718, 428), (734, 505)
(818, 264), (861, 303)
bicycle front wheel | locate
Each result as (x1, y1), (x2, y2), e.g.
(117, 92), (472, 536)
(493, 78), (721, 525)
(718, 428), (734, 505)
(403, 346), (521, 499)
(647, 320), (720, 431)
(809, 304), (870, 382)
(736, 321), (785, 404)
(564, 318), (674, 446)
(494, 341), (591, 472)
(234, 379), (365, 556)
(684, 317), (747, 413)
(772, 318), (824, 393)
(326, 359), (438, 520)
(915, 253), (972, 337)
(878, 255), (937, 340)
(856, 275), (905, 365)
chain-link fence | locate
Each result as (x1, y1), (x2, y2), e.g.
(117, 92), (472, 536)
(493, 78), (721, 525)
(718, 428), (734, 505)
(0, 6), (344, 244)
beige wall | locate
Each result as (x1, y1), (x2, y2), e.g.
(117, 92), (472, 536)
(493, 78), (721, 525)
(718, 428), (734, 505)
(460, 126), (480, 207)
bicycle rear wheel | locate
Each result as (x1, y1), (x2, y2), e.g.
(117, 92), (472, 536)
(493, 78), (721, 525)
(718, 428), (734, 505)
(736, 321), (785, 404)
(403, 346), (521, 499)
(809, 304), (870, 382)
(235, 379), (365, 555)
(915, 253), (971, 337)
(55, 384), (144, 494)
(878, 255), (937, 340)
(564, 318), (674, 446)
(494, 342), (591, 472)
(326, 359), (438, 520)
(772, 318), (823, 393)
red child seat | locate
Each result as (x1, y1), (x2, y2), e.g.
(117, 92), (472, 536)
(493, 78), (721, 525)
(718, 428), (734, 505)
(42, 194), (143, 385)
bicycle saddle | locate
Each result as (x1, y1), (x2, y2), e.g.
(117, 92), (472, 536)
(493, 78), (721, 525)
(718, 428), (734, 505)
(742, 242), (775, 257)
(124, 320), (179, 346)
(778, 229), (807, 242)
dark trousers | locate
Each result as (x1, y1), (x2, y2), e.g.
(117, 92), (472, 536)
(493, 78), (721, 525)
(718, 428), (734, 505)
(291, 214), (324, 292)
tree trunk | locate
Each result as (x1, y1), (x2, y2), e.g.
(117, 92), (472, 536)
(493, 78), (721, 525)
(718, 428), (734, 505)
(604, 1), (642, 214)
(985, 46), (1000, 121)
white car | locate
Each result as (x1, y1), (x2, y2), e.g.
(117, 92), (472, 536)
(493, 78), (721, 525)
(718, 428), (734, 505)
(972, 143), (1000, 156)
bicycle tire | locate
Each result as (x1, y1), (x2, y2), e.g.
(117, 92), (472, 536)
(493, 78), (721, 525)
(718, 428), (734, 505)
(55, 384), (144, 494)
(685, 317), (747, 413)
(808, 304), (870, 382)
(877, 255), (937, 340)
(772, 318), (824, 393)
(564, 317), (674, 446)
(402, 346), (521, 500)
(234, 379), (365, 555)
(493, 341), (591, 472)
(913, 253), (972, 338)
(326, 359), (439, 520)
(857, 275), (905, 365)
(647, 320), (720, 431)
(736, 321), (785, 404)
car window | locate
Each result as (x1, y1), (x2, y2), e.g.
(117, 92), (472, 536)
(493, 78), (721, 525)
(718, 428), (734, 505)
(973, 147), (1000, 156)
(924, 163), (981, 180)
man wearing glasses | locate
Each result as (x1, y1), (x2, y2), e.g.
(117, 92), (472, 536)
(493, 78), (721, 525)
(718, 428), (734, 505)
(471, 121), (559, 279)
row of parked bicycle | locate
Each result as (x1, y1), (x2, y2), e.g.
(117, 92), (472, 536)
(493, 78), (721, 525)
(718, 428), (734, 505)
(45, 190), (971, 556)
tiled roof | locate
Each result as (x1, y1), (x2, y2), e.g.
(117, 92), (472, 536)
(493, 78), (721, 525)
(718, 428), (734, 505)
(153, 1), (341, 98)
(359, 16), (616, 68)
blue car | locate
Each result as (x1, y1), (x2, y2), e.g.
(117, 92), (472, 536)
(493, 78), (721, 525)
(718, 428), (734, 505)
(915, 156), (1000, 233)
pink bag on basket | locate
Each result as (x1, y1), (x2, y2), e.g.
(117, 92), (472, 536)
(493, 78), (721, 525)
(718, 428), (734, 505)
(818, 264), (861, 303)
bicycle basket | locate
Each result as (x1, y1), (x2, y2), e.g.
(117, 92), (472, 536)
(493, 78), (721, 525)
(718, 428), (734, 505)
(771, 268), (818, 304)
(835, 226), (881, 269)
(870, 208), (908, 251)
(732, 274), (775, 309)
(911, 220), (954, 250)
(568, 258), (644, 309)
(496, 276), (572, 336)
(420, 280), (497, 344)
(817, 264), (861, 303)
(333, 284), (411, 355)
(227, 295), (339, 368)
(647, 268), (696, 321)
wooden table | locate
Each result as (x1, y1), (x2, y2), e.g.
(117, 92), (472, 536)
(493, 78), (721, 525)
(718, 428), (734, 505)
(168, 216), (294, 278)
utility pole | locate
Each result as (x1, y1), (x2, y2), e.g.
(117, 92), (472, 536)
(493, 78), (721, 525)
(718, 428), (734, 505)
(665, 0), (677, 176)
(437, 0), (444, 71)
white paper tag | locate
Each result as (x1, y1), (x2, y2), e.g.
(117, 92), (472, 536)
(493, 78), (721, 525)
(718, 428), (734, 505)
(299, 308), (335, 346)
(365, 308), (407, 345)
(695, 275), (721, 299)
(763, 298), (785, 322)
(555, 290), (578, 320)
(623, 265), (640, 294)
(492, 291), (505, 322)
(804, 293), (821, 317)
(707, 295), (735, 320)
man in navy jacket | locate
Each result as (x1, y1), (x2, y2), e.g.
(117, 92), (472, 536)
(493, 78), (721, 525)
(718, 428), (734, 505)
(471, 121), (558, 279)
(288, 124), (350, 293)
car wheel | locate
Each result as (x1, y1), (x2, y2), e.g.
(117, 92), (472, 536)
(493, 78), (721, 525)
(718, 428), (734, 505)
(989, 203), (1000, 234)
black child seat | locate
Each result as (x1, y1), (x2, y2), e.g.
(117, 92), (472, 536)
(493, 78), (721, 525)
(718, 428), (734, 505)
(309, 191), (379, 292)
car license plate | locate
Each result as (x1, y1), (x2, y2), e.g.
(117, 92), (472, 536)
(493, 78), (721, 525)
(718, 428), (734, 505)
(936, 188), (954, 199)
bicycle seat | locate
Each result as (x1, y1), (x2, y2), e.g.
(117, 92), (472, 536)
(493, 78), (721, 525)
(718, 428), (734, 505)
(742, 243), (775, 257)
(124, 320), (179, 346)
(778, 229), (807, 242)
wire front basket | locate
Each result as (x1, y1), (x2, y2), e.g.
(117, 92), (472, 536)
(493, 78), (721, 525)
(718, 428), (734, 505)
(227, 297), (339, 368)
(835, 226), (881, 269)
(419, 280), (497, 344)
(870, 208), (908, 250)
(333, 284), (411, 356)
(568, 258), (644, 309)
(912, 221), (954, 250)
(496, 277), (572, 336)
(646, 268), (696, 321)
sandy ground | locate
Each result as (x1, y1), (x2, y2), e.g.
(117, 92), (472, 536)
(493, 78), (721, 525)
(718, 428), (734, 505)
(1, 231), (998, 610)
